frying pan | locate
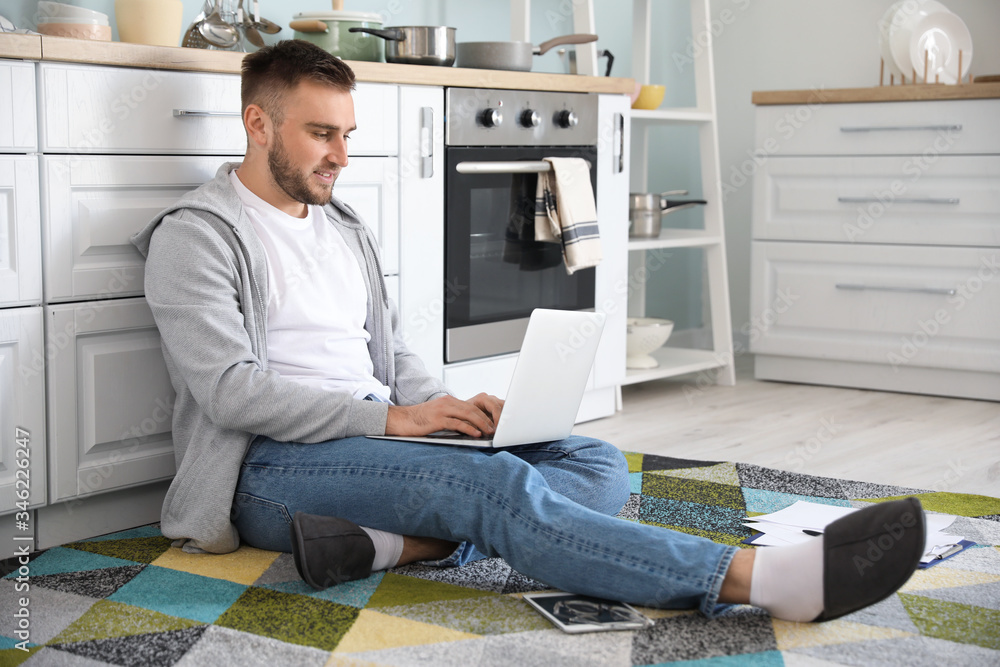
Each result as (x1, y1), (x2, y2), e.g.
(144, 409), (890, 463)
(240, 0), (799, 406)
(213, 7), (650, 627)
(456, 33), (598, 72)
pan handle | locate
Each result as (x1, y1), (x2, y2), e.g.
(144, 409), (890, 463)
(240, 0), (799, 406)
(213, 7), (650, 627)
(289, 19), (329, 33)
(534, 33), (598, 56)
(348, 27), (405, 41)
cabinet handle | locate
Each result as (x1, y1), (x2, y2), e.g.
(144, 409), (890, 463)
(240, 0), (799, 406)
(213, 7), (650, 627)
(613, 112), (624, 174)
(455, 160), (591, 174)
(420, 106), (433, 179)
(835, 283), (956, 297)
(839, 124), (962, 133)
(173, 109), (242, 118)
(838, 196), (960, 205)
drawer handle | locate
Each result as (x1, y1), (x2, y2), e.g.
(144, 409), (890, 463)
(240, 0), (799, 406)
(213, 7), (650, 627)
(838, 196), (960, 205)
(420, 106), (433, 179)
(173, 109), (242, 118)
(839, 124), (962, 133)
(836, 283), (956, 297)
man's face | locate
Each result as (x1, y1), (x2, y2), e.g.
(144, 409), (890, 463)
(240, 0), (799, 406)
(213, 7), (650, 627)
(266, 80), (356, 207)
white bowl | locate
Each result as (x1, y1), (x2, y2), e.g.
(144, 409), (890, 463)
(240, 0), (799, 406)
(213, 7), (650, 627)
(626, 317), (674, 369)
(38, 15), (110, 26)
(37, 1), (109, 22)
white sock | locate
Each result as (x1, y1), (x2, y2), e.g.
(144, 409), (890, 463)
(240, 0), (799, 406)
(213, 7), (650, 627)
(749, 536), (825, 622)
(360, 526), (404, 572)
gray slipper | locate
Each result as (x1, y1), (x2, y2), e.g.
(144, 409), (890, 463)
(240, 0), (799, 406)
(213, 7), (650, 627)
(290, 511), (376, 590)
(815, 497), (925, 621)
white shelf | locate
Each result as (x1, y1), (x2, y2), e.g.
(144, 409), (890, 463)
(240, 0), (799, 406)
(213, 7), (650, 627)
(621, 347), (728, 386)
(629, 108), (714, 124)
(628, 229), (722, 250)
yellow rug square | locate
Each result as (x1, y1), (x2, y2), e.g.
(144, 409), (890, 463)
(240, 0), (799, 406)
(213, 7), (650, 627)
(333, 609), (479, 654)
(151, 545), (280, 585)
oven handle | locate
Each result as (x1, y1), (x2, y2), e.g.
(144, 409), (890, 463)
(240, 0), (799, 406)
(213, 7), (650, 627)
(455, 160), (592, 175)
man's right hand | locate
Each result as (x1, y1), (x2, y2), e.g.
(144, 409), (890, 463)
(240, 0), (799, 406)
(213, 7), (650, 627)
(385, 393), (503, 438)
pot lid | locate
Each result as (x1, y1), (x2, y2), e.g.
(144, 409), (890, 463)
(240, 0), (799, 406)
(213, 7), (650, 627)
(293, 11), (383, 23)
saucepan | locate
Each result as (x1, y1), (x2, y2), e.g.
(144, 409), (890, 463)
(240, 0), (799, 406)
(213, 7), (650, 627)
(630, 191), (708, 238)
(348, 26), (457, 66)
(456, 33), (598, 72)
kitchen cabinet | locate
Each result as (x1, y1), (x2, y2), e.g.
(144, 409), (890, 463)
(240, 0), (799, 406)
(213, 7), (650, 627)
(0, 156), (42, 307)
(45, 297), (176, 504)
(0, 61), (36, 152)
(0, 307), (46, 515)
(750, 97), (1000, 400)
(334, 157), (400, 276)
(623, 0), (736, 388)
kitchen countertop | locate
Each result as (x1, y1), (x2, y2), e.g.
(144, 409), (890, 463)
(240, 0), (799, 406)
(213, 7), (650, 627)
(0, 33), (635, 94)
(753, 82), (1000, 104)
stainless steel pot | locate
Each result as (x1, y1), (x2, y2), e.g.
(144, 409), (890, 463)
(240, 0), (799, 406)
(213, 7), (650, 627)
(455, 33), (598, 72)
(348, 26), (456, 66)
(629, 190), (708, 238)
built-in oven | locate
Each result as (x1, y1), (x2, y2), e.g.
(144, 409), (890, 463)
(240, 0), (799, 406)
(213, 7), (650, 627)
(444, 88), (600, 363)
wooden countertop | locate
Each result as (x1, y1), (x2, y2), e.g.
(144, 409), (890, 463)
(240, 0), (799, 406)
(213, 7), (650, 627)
(0, 34), (634, 94)
(753, 82), (1000, 105)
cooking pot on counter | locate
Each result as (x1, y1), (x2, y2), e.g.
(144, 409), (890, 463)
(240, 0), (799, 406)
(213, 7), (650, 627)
(289, 10), (386, 62)
(348, 26), (456, 66)
(630, 190), (708, 238)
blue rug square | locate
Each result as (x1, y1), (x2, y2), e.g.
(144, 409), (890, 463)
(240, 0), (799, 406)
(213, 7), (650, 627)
(108, 565), (248, 624)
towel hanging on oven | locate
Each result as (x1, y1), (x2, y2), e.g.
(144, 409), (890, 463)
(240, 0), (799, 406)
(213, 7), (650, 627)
(534, 157), (602, 274)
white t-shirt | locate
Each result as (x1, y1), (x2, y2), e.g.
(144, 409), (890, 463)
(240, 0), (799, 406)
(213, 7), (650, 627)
(230, 170), (391, 401)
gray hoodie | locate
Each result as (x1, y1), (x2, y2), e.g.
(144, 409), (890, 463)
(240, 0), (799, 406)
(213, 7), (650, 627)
(130, 162), (450, 554)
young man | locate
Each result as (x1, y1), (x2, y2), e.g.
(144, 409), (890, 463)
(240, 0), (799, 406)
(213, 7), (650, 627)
(131, 40), (925, 623)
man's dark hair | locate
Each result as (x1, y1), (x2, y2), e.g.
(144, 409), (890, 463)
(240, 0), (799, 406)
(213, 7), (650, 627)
(241, 40), (356, 126)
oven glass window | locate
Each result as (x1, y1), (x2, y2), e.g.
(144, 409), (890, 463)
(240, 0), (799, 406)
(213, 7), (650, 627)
(446, 147), (597, 332)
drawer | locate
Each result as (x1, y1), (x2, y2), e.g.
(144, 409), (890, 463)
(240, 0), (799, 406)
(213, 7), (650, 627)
(0, 60), (36, 152)
(336, 157), (399, 275)
(750, 241), (1000, 373)
(0, 306), (46, 513)
(0, 156), (42, 307)
(46, 297), (176, 503)
(42, 155), (241, 302)
(39, 63), (399, 156)
(753, 155), (1000, 246)
(754, 98), (1000, 156)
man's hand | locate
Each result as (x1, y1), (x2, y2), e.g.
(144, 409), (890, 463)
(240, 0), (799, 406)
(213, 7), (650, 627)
(385, 393), (504, 437)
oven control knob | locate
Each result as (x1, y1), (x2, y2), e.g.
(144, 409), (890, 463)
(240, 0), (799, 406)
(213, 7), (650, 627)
(519, 109), (540, 128)
(480, 108), (503, 128)
(556, 110), (579, 128)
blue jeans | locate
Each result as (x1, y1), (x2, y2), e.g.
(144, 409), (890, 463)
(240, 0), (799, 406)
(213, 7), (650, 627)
(232, 434), (736, 617)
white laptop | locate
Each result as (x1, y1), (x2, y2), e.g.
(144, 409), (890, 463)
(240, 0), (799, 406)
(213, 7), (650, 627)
(373, 308), (606, 448)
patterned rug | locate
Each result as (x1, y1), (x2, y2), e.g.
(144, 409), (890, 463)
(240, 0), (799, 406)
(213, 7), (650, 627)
(3, 453), (999, 667)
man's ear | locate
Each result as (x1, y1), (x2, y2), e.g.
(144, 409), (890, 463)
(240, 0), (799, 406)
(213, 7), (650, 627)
(244, 104), (271, 148)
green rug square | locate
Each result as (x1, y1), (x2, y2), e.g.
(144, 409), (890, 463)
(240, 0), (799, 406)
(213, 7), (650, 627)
(901, 593), (1000, 651)
(215, 585), (359, 652)
(65, 535), (173, 564)
(46, 599), (203, 645)
(641, 474), (745, 510)
(880, 492), (1000, 518)
(366, 573), (493, 608)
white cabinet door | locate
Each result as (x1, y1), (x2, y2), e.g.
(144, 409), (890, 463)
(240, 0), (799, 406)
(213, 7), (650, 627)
(335, 157), (399, 276)
(46, 297), (176, 503)
(39, 63), (246, 155)
(397, 85), (444, 380)
(594, 93), (630, 390)
(0, 307), (46, 514)
(0, 61), (36, 152)
(0, 156), (42, 307)
(750, 241), (1000, 373)
(42, 155), (242, 302)
(351, 83), (399, 157)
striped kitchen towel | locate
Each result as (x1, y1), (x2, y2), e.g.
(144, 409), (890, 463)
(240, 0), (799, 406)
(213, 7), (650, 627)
(535, 157), (602, 274)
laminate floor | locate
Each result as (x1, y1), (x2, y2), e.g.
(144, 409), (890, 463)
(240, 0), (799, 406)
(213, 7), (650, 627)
(575, 355), (1000, 498)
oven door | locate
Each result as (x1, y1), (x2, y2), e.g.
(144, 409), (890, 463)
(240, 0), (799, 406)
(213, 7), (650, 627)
(445, 146), (597, 363)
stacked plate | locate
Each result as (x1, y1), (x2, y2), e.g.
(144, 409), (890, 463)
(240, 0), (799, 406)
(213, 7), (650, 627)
(878, 0), (973, 84)
(36, 0), (112, 41)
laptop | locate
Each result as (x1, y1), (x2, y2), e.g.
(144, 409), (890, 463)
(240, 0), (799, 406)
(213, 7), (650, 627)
(373, 308), (606, 448)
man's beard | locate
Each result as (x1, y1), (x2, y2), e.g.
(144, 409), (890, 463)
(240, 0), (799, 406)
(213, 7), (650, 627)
(267, 134), (336, 206)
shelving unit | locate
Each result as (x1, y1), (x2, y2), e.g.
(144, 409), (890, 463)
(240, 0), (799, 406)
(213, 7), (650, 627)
(624, 0), (735, 387)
